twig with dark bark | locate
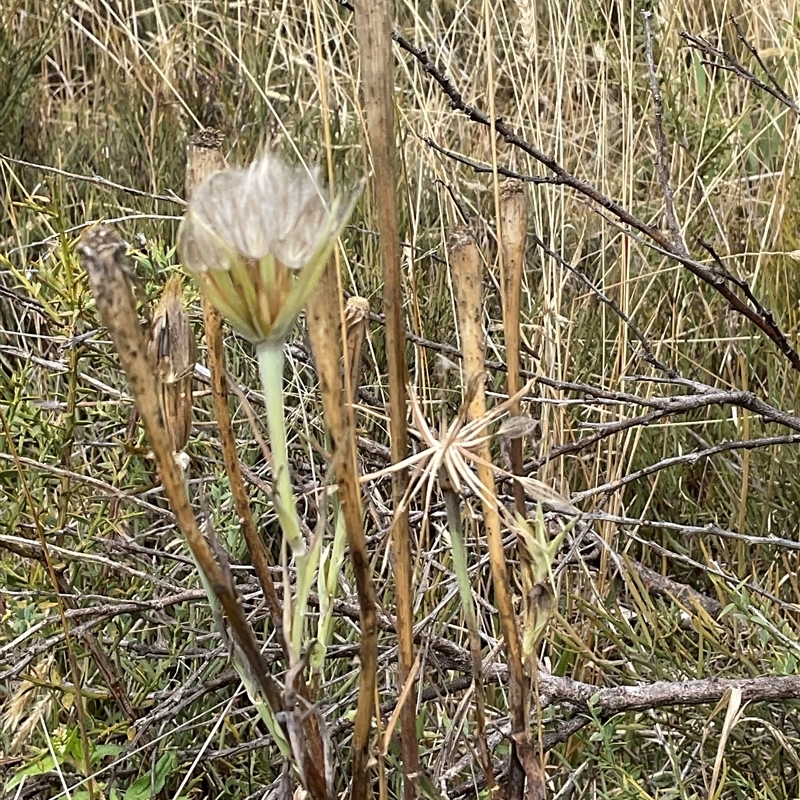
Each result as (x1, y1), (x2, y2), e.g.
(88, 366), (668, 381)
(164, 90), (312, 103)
(393, 29), (800, 373)
(681, 26), (800, 116)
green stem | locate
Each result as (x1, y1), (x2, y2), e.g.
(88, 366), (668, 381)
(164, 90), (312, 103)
(257, 342), (312, 662)
(258, 343), (304, 554)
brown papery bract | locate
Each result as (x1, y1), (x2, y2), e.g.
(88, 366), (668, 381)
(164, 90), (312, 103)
(147, 274), (196, 455)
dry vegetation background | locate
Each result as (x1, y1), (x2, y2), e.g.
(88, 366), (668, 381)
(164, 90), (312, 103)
(4, 0), (800, 798)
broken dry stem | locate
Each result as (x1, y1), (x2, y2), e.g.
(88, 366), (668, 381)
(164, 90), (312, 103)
(78, 225), (287, 759)
(449, 226), (538, 796)
(500, 181), (528, 517)
(306, 263), (379, 800)
(354, 0), (420, 795)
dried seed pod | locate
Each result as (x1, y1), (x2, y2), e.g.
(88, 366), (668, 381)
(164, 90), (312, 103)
(148, 275), (197, 453)
(344, 295), (370, 397)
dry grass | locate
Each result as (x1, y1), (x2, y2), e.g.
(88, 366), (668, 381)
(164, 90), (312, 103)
(3, 0), (800, 797)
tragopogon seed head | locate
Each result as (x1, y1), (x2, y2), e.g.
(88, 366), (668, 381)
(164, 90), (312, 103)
(178, 152), (358, 345)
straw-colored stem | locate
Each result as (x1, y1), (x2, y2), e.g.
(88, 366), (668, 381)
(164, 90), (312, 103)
(449, 226), (534, 796)
(501, 181), (528, 517)
(354, 1), (419, 796)
(306, 263), (379, 799)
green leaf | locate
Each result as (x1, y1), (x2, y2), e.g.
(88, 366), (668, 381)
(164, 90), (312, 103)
(91, 743), (124, 764)
(124, 751), (177, 800)
(5, 753), (58, 791)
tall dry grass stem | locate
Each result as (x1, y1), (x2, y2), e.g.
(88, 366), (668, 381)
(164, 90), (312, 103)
(354, 2), (419, 797)
(449, 227), (544, 799)
(306, 275), (379, 800)
(500, 181), (528, 518)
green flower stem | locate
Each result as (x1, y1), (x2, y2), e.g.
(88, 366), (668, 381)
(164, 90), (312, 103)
(257, 341), (316, 662)
(258, 343), (304, 554)
(443, 489), (479, 635)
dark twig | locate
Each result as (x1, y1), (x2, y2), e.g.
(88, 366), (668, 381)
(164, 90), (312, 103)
(642, 12), (689, 257)
(525, 389), (774, 473)
(572, 433), (800, 503)
(0, 154), (186, 206)
(422, 136), (565, 185)
(625, 558), (724, 619)
(530, 233), (678, 378)
(393, 30), (800, 373)
(681, 26), (800, 116)
(729, 16), (794, 104)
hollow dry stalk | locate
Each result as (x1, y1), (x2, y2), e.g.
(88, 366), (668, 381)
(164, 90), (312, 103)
(344, 296), (370, 399)
(306, 270), (379, 800)
(353, 2), (420, 797)
(449, 227), (544, 799)
(500, 181), (528, 517)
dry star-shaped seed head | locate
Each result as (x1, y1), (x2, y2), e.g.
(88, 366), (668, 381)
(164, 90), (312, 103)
(361, 379), (578, 523)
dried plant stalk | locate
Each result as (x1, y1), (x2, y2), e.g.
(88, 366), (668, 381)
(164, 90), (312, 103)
(185, 128), (225, 199)
(354, 1), (419, 797)
(185, 130), (286, 645)
(449, 227), (543, 799)
(78, 226), (284, 732)
(500, 181), (528, 516)
(148, 274), (196, 454)
(306, 269), (378, 800)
